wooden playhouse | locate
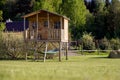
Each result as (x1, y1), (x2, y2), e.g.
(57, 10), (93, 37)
(22, 10), (69, 62)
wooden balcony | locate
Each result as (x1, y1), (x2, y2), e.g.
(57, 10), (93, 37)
(38, 29), (64, 40)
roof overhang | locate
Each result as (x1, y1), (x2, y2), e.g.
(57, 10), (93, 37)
(22, 10), (70, 20)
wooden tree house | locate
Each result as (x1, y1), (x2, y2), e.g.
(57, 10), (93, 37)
(22, 10), (69, 62)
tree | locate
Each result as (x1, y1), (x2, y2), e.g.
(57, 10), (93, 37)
(33, 0), (55, 12)
(3, 0), (16, 20)
(0, 10), (3, 21)
(2, 0), (35, 20)
(105, 0), (120, 38)
(89, 0), (109, 39)
(111, 0), (120, 38)
(33, 0), (62, 13)
(62, 0), (90, 40)
(14, 0), (35, 20)
(0, 10), (5, 31)
(0, 0), (6, 10)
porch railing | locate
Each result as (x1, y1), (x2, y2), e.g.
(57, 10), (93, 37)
(48, 29), (61, 40)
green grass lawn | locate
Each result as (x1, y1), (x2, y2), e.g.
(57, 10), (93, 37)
(0, 55), (120, 80)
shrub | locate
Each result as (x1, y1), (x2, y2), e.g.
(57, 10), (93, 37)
(99, 37), (110, 50)
(82, 32), (95, 50)
(0, 22), (5, 31)
(0, 32), (27, 59)
(0, 32), (9, 59)
(110, 38), (120, 50)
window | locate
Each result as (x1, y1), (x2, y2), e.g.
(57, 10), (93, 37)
(44, 21), (48, 27)
(54, 21), (60, 29)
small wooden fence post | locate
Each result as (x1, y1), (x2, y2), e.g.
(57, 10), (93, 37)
(44, 42), (48, 62)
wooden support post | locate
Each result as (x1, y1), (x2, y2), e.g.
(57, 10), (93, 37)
(36, 13), (38, 40)
(47, 13), (50, 39)
(81, 42), (83, 55)
(60, 17), (62, 41)
(25, 52), (27, 61)
(66, 42), (68, 60)
(44, 42), (48, 62)
(59, 42), (62, 62)
(23, 18), (26, 40)
(24, 17), (28, 61)
(47, 13), (49, 28)
(24, 41), (28, 61)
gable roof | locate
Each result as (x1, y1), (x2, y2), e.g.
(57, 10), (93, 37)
(22, 9), (70, 20)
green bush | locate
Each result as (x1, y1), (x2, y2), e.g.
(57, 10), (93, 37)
(0, 32), (27, 59)
(99, 37), (110, 50)
(82, 32), (95, 50)
(0, 32), (9, 59)
(0, 22), (5, 31)
(110, 38), (120, 50)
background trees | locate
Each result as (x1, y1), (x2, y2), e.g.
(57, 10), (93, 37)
(0, 10), (5, 31)
(0, 0), (120, 40)
(62, 0), (90, 40)
(110, 0), (120, 38)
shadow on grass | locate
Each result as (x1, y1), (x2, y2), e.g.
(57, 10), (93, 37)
(89, 55), (120, 59)
(89, 56), (108, 59)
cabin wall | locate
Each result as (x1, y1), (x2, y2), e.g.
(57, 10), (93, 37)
(28, 17), (36, 40)
(61, 19), (68, 42)
(25, 13), (68, 42)
(37, 16), (63, 40)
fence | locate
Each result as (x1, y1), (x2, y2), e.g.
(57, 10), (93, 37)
(69, 39), (120, 54)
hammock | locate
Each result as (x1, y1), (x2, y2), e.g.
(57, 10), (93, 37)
(41, 48), (59, 54)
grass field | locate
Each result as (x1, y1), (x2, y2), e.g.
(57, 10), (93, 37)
(0, 55), (120, 80)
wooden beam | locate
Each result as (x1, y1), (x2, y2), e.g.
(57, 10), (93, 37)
(50, 42), (58, 49)
(47, 13), (50, 28)
(60, 17), (62, 41)
(66, 42), (68, 60)
(47, 13), (50, 39)
(38, 42), (45, 48)
(44, 42), (48, 62)
(24, 18), (28, 61)
(23, 18), (26, 41)
(59, 42), (62, 62)
(25, 42), (28, 61)
(36, 13), (39, 40)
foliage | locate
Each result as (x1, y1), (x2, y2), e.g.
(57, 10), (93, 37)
(99, 37), (110, 50)
(0, 10), (3, 21)
(3, 0), (34, 20)
(110, 0), (120, 38)
(3, 0), (16, 20)
(33, 0), (62, 12)
(0, 10), (5, 30)
(0, 32), (8, 59)
(0, 0), (6, 10)
(0, 22), (5, 31)
(82, 32), (95, 50)
(103, 0), (120, 39)
(0, 32), (26, 59)
(110, 38), (120, 50)
(92, 0), (108, 39)
(62, 0), (90, 39)
(1, 0), (120, 40)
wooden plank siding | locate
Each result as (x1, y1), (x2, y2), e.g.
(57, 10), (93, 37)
(23, 10), (69, 42)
